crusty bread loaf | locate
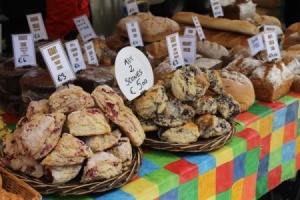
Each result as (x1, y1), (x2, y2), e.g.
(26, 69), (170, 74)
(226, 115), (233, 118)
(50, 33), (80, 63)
(145, 39), (168, 59)
(105, 34), (130, 52)
(288, 44), (300, 51)
(225, 57), (262, 77)
(283, 32), (300, 50)
(253, 13), (282, 28)
(282, 56), (300, 93)
(281, 50), (300, 62)
(172, 12), (259, 35)
(196, 40), (229, 60)
(285, 23), (299, 37)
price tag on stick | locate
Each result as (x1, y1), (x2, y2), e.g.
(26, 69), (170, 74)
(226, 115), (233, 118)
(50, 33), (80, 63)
(26, 13), (48, 42)
(74, 15), (97, 43)
(12, 34), (36, 68)
(166, 33), (185, 70)
(126, 21), (144, 47)
(192, 16), (205, 40)
(184, 27), (197, 37)
(39, 40), (76, 88)
(115, 46), (154, 101)
(180, 36), (196, 65)
(65, 39), (86, 73)
(84, 41), (99, 65)
(125, 0), (139, 16)
(210, 0), (224, 18)
(247, 34), (265, 56)
(263, 32), (281, 62)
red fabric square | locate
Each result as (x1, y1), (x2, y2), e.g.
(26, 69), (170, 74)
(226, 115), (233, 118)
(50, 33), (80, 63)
(216, 161), (233, 193)
(257, 101), (286, 111)
(0, 113), (20, 124)
(260, 134), (271, 159)
(288, 92), (300, 99)
(296, 154), (300, 171)
(130, 176), (141, 183)
(242, 173), (257, 200)
(236, 128), (261, 150)
(236, 112), (259, 126)
(268, 166), (282, 190)
(284, 122), (297, 144)
(164, 159), (198, 184)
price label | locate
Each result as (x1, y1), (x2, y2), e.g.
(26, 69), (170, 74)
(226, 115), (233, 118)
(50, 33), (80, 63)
(74, 15), (97, 43)
(166, 33), (185, 70)
(125, 0), (139, 16)
(180, 36), (196, 65)
(263, 32), (281, 62)
(184, 27), (197, 37)
(26, 13), (48, 42)
(65, 39), (86, 73)
(264, 25), (277, 34)
(210, 0), (224, 18)
(84, 41), (99, 65)
(39, 40), (76, 87)
(192, 16), (206, 40)
(126, 21), (144, 47)
(12, 34), (36, 68)
(247, 34), (265, 56)
(115, 46), (154, 101)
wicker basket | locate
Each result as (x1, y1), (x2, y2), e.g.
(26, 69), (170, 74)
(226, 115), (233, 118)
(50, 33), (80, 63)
(0, 166), (42, 200)
(1, 147), (142, 196)
(143, 124), (235, 152)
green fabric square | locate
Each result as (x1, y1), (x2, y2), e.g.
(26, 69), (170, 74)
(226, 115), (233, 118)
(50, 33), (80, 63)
(7, 123), (17, 131)
(297, 119), (300, 136)
(278, 95), (298, 106)
(268, 148), (282, 171)
(248, 104), (273, 118)
(245, 147), (260, 176)
(143, 150), (180, 167)
(234, 120), (245, 133)
(256, 174), (268, 199)
(47, 196), (93, 200)
(226, 137), (247, 157)
(216, 189), (232, 200)
(281, 160), (296, 182)
(143, 168), (179, 196)
(178, 178), (198, 200)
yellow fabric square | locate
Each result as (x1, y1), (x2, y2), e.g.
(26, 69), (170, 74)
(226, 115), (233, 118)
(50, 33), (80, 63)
(296, 137), (300, 154)
(259, 114), (274, 138)
(270, 127), (284, 152)
(199, 169), (216, 200)
(207, 196), (216, 200)
(248, 121), (259, 132)
(121, 178), (159, 200)
(231, 178), (244, 200)
(210, 146), (233, 166)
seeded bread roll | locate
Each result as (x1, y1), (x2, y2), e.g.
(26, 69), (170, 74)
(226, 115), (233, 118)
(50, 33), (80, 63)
(196, 40), (229, 60)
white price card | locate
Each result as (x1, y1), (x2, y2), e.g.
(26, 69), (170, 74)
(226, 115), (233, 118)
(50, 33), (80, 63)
(74, 15), (97, 43)
(65, 39), (86, 73)
(210, 0), (224, 18)
(180, 36), (196, 65)
(12, 34), (36, 68)
(264, 25), (277, 34)
(192, 16), (206, 40)
(184, 27), (197, 37)
(115, 46), (154, 101)
(39, 40), (76, 88)
(84, 41), (99, 65)
(26, 13), (48, 42)
(125, 0), (139, 16)
(166, 33), (185, 70)
(263, 32), (281, 62)
(247, 34), (265, 56)
(126, 21), (144, 47)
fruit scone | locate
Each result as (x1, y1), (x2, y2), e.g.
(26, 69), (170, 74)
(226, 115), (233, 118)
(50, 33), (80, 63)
(107, 137), (132, 169)
(45, 165), (82, 184)
(202, 70), (224, 94)
(190, 95), (217, 115)
(214, 93), (241, 122)
(26, 99), (49, 120)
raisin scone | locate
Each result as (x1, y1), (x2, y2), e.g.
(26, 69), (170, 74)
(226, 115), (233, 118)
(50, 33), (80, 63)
(133, 85), (168, 119)
(49, 84), (94, 113)
(67, 108), (111, 136)
(81, 151), (122, 183)
(191, 95), (217, 115)
(160, 122), (200, 144)
(83, 129), (122, 152)
(171, 65), (210, 102)
(107, 137), (132, 169)
(140, 119), (159, 132)
(195, 114), (231, 139)
(42, 133), (93, 166)
(26, 99), (49, 120)
(45, 165), (82, 184)
(202, 70), (224, 94)
(214, 93), (241, 122)
(21, 113), (66, 160)
(91, 85), (145, 147)
(154, 99), (195, 127)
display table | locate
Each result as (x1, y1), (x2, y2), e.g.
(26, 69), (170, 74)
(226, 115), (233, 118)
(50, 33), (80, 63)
(1, 93), (300, 200)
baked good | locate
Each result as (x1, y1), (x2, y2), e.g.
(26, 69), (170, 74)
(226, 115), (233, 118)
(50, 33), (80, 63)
(250, 61), (294, 102)
(202, 70), (224, 94)
(81, 151), (122, 183)
(287, 45), (300, 51)
(283, 32), (300, 50)
(91, 85), (145, 146)
(107, 137), (132, 169)
(105, 34), (130, 52)
(83, 129), (122, 152)
(133, 85), (168, 119)
(160, 122), (200, 144)
(21, 113), (66, 159)
(191, 95), (218, 115)
(0, 116), (11, 139)
(49, 84), (95, 113)
(194, 57), (223, 70)
(229, 45), (252, 60)
(220, 70), (255, 112)
(67, 108), (111, 136)
(285, 23), (299, 37)
(172, 12), (259, 35)
(225, 57), (262, 77)
(223, 0), (256, 21)
(146, 39), (168, 59)
(281, 50), (300, 62)
(282, 56), (300, 93)
(195, 114), (231, 139)
(196, 40), (229, 60)
(253, 13), (282, 28)
(171, 65), (209, 101)
(214, 93), (241, 122)
(140, 119), (159, 132)
(42, 133), (93, 166)
(154, 59), (174, 84)
(45, 165), (82, 184)
(25, 99), (49, 120)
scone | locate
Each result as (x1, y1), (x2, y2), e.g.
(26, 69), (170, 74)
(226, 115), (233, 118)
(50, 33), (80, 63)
(214, 93), (241, 122)
(81, 151), (122, 183)
(42, 133), (93, 166)
(49, 84), (94, 113)
(195, 114), (231, 139)
(67, 108), (111, 136)
(140, 119), (159, 132)
(202, 70), (224, 94)
(160, 122), (200, 144)
(91, 85), (145, 147)
(191, 95), (217, 115)
(107, 137), (132, 169)
(26, 99), (49, 120)
(154, 99), (195, 127)
(45, 165), (82, 184)
(171, 65), (210, 101)
(83, 129), (122, 152)
(21, 113), (66, 159)
(133, 85), (168, 119)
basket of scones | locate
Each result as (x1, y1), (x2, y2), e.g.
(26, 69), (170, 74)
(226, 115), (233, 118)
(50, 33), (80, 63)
(133, 65), (240, 152)
(0, 84), (144, 195)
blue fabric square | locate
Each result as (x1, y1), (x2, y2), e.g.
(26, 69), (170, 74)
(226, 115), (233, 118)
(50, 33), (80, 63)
(282, 141), (296, 163)
(272, 107), (287, 132)
(233, 153), (246, 182)
(286, 101), (299, 125)
(160, 187), (178, 200)
(94, 189), (135, 200)
(258, 155), (269, 179)
(181, 153), (216, 175)
(138, 157), (161, 177)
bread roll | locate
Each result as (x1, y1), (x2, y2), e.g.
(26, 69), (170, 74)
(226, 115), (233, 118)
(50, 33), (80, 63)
(146, 39), (168, 59)
(253, 13), (282, 28)
(229, 45), (252, 60)
(225, 57), (262, 76)
(106, 34), (130, 52)
(285, 23), (299, 37)
(282, 56), (300, 93)
(281, 50), (300, 62)
(196, 40), (229, 59)
(283, 32), (300, 50)
(288, 44), (300, 51)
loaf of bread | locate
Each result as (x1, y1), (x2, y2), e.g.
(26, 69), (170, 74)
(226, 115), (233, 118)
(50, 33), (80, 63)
(145, 39), (168, 59)
(106, 34), (130, 52)
(253, 13), (282, 28)
(283, 32), (300, 50)
(225, 57), (262, 77)
(196, 40), (229, 60)
(281, 50), (300, 62)
(282, 56), (300, 93)
(285, 23), (299, 37)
